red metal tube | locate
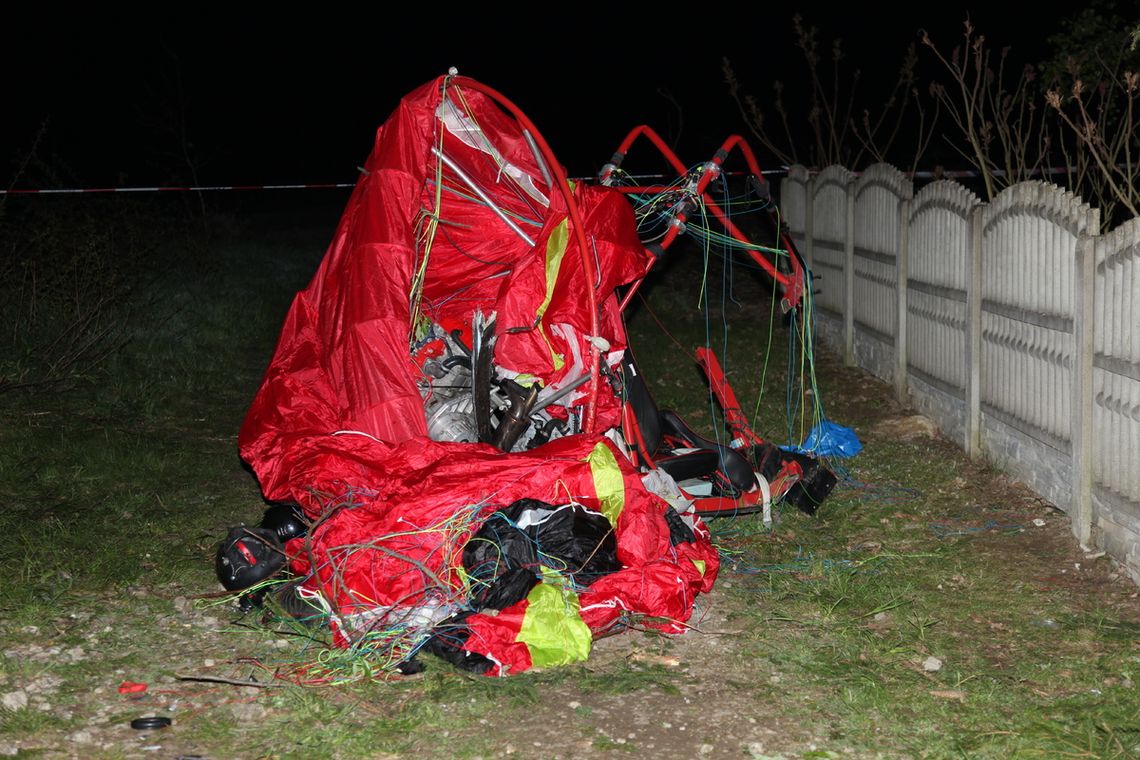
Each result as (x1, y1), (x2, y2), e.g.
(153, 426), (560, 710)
(605, 126), (807, 309)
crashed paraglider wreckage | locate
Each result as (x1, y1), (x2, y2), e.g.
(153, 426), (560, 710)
(219, 72), (837, 678)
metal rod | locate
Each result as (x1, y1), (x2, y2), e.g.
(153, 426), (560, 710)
(522, 129), (554, 189)
(533, 371), (594, 409)
(431, 147), (535, 247)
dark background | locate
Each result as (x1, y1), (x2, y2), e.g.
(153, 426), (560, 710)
(5, 4), (1068, 188)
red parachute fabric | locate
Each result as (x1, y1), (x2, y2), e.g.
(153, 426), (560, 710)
(237, 75), (718, 674)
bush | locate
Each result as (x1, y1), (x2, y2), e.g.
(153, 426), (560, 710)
(0, 196), (181, 393)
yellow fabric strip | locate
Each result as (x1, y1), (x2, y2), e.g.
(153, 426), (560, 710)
(535, 219), (569, 372)
(516, 572), (592, 668)
(587, 441), (625, 525)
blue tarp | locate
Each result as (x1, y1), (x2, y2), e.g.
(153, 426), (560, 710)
(784, 421), (862, 458)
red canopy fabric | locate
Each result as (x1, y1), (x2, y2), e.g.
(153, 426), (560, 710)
(237, 75), (718, 674)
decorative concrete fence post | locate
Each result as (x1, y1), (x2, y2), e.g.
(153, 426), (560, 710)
(845, 178), (856, 366)
(895, 198), (910, 404)
(1072, 233), (1096, 545)
(966, 205), (983, 460)
(804, 175), (815, 271)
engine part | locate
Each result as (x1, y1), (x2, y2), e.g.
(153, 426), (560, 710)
(472, 313), (495, 443)
(491, 380), (540, 451)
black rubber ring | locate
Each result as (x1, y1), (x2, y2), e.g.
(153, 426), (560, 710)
(130, 716), (173, 730)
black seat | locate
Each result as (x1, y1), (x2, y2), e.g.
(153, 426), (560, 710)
(619, 351), (757, 495)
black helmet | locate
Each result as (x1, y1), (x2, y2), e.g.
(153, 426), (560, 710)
(215, 526), (285, 591)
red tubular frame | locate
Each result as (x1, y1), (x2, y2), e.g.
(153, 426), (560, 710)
(433, 81), (809, 495)
(630, 345), (807, 516)
(600, 129), (819, 515)
(602, 126), (807, 312)
(694, 347), (766, 448)
(451, 77), (603, 433)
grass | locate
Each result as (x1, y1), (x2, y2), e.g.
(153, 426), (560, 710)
(0, 200), (1138, 758)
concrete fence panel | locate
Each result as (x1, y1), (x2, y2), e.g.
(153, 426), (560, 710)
(809, 166), (856, 354)
(979, 182), (1098, 512)
(1091, 218), (1140, 573)
(810, 166), (855, 315)
(780, 165), (811, 264)
(852, 164), (913, 382)
(905, 180), (981, 444)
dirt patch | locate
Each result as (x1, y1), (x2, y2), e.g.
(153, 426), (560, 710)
(872, 415), (940, 440)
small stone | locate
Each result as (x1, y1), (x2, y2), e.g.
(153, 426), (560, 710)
(699, 744), (715, 755)
(922, 656), (943, 672)
(203, 659), (216, 668)
(66, 730), (95, 745)
(229, 702), (268, 722)
(568, 701), (580, 709)
(1, 691), (27, 711)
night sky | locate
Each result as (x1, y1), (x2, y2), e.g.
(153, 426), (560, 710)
(6, 4), (1071, 189)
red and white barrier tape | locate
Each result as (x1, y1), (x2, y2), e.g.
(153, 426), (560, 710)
(0, 164), (1102, 196)
(0, 183), (357, 196)
(1, 170), (791, 196)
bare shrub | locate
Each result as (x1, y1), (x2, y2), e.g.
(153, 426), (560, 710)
(0, 197), (157, 393)
(725, 14), (938, 173)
